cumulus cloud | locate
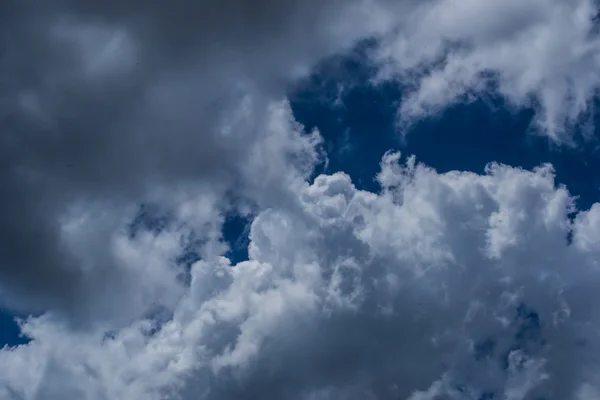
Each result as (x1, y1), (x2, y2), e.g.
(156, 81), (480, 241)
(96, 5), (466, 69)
(2, 0), (600, 399)
(3, 151), (600, 399)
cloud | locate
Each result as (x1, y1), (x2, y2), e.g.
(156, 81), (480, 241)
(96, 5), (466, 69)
(372, 0), (600, 141)
(3, 150), (600, 399)
(0, 0), (389, 321)
(2, 0), (599, 322)
(2, 1), (600, 399)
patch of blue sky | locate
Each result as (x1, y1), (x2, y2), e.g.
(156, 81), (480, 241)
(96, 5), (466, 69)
(290, 55), (600, 211)
(222, 214), (251, 264)
(0, 309), (29, 348)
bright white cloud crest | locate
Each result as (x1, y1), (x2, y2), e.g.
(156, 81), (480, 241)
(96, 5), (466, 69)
(1, 0), (600, 399)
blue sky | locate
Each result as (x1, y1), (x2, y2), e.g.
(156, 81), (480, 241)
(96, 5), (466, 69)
(0, 310), (27, 348)
(292, 52), (600, 210)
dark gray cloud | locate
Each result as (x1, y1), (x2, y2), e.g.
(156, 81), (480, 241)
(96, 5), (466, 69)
(0, 0), (377, 317)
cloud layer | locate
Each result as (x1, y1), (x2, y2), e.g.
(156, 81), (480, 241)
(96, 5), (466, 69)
(1, 0), (600, 399)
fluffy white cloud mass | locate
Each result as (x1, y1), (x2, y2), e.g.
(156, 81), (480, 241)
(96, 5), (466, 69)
(1, 0), (600, 399)
(3, 146), (600, 399)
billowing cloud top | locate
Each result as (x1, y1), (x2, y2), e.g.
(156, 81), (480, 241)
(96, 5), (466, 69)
(1, 0), (600, 399)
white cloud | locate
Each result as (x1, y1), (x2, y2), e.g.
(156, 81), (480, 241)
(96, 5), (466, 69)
(373, 0), (600, 142)
(3, 148), (600, 399)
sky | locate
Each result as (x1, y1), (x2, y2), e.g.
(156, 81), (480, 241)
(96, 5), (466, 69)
(1, 1), (600, 399)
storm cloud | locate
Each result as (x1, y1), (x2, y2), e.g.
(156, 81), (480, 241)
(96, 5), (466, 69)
(0, 0), (383, 317)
